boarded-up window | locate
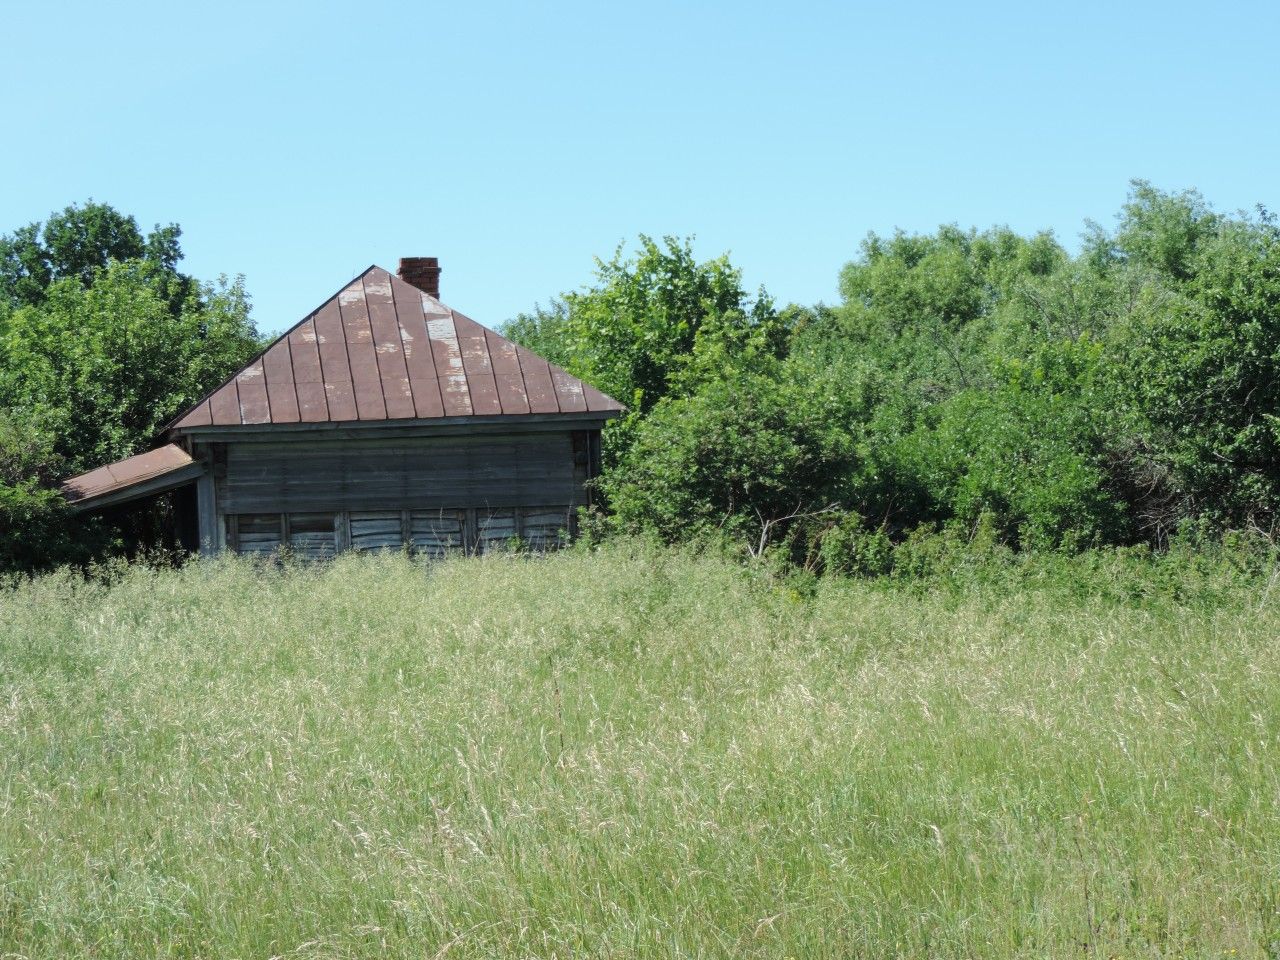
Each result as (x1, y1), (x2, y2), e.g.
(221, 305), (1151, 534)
(288, 513), (337, 560)
(521, 507), (571, 551)
(236, 514), (283, 556)
(409, 510), (465, 558)
(476, 510), (517, 553)
(350, 512), (404, 552)
(231, 504), (576, 558)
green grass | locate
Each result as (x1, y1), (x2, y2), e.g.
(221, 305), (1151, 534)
(2, 543), (1279, 958)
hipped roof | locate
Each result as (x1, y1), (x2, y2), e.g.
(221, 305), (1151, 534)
(170, 266), (622, 431)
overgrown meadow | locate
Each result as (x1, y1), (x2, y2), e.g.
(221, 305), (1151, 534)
(3, 543), (1278, 958)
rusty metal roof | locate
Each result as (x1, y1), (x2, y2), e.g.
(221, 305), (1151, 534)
(62, 444), (203, 510)
(171, 266), (623, 430)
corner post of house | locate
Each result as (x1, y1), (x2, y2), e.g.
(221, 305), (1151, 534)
(191, 441), (219, 556)
(195, 472), (216, 556)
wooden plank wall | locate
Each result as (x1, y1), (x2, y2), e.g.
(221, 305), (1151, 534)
(217, 432), (581, 514)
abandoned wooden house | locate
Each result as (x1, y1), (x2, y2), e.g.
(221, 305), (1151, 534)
(61, 258), (623, 557)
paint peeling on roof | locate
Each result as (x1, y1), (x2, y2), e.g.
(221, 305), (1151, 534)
(363, 276), (392, 297)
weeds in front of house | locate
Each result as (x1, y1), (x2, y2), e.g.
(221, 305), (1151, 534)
(1, 542), (1278, 957)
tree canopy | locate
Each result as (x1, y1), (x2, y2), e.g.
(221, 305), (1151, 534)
(0, 201), (185, 309)
(0, 201), (261, 571)
(508, 182), (1280, 569)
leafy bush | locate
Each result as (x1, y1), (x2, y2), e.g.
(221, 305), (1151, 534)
(0, 412), (77, 573)
(893, 381), (1126, 550)
(807, 511), (894, 576)
(505, 235), (785, 469)
(602, 372), (854, 549)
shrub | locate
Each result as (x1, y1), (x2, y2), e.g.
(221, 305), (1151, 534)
(602, 372), (854, 551)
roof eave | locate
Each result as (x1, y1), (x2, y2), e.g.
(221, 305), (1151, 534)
(169, 409), (624, 441)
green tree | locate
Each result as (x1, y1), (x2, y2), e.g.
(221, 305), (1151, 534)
(836, 225), (1065, 395)
(506, 235), (781, 414)
(0, 201), (261, 571)
(1103, 185), (1280, 532)
(0, 411), (80, 573)
(0, 201), (185, 309)
(514, 184), (1280, 565)
(0, 263), (258, 471)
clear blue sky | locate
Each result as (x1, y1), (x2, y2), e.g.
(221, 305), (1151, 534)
(5, 0), (1278, 335)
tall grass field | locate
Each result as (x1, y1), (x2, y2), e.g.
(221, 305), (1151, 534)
(2, 544), (1279, 958)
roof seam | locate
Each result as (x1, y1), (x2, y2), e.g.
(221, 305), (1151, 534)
(387, 273), (419, 417)
(283, 334), (299, 423)
(423, 314), (446, 416)
(350, 275), (387, 421)
(393, 274), (445, 417)
(510, 333), (530, 415)
(364, 271), (413, 417)
(259, 355), (275, 423)
(546, 352), (563, 414)
(475, 315), (498, 413)
(306, 316), (332, 422)
(449, 307), (477, 416)
(335, 294), (358, 423)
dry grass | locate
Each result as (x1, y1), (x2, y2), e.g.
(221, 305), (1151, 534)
(1, 543), (1278, 958)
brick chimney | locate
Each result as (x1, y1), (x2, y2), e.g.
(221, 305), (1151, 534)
(398, 257), (441, 298)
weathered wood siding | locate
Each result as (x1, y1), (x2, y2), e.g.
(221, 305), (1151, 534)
(216, 432), (584, 514)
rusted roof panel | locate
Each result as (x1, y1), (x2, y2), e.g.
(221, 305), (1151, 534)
(288, 318), (329, 423)
(236, 359), (271, 424)
(169, 266), (623, 430)
(184, 399), (213, 427)
(209, 381), (241, 424)
(392, 277), (445, 420)
(513, 344), (561, 415)
(62, 444), (200, 508)
(364, 272), (416, 420)
(339, 281), (386, 421)
(550, 365), (588, 413)
(428, 309), (473, 418)
(313, 298), (358, 422)
(262, 339), (300, 423)
(486, 329), (531, 415)
(583, 381), (619, 413)
(453, 313), (501, 416)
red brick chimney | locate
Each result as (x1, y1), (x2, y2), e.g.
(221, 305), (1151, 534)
(398, 257), (441, 298)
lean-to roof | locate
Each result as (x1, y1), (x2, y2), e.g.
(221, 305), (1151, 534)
(61, 444), (202, 511)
